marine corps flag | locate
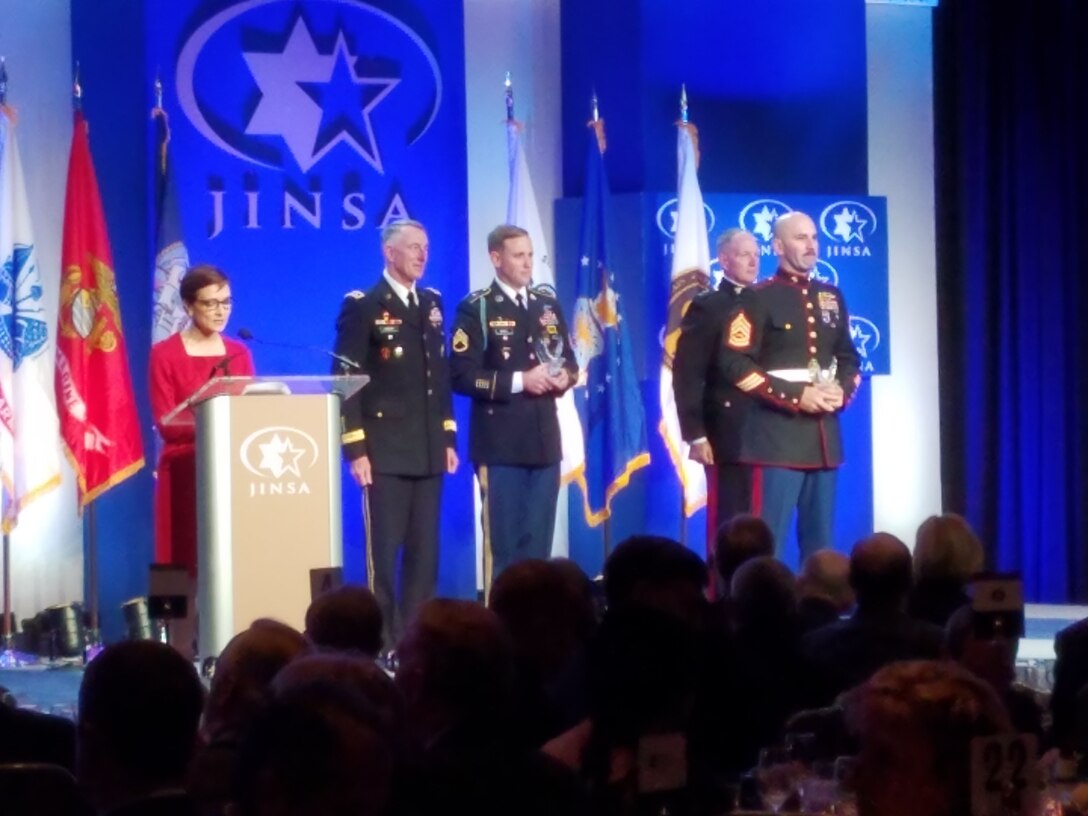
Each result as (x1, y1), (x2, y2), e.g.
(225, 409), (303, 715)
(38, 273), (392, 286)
(659, 113), (711, 517)
(55, 111), (145, 505)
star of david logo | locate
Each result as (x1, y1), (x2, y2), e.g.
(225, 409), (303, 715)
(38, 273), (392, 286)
(831, 206), (868, 243)
(750, 205), (780, 242)
(257, 433), (306, 478)
(851, 322), (873, 358)
(243, 19), (399, 173)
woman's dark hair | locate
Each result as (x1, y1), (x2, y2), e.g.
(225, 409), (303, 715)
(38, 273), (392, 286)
(180, 264), (229, 305)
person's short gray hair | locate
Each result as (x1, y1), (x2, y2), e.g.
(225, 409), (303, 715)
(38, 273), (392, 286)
(381, 219), (426, 246)
(715, 227), (750, 254)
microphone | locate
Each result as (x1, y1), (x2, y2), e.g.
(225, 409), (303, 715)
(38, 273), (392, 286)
(236, 328), (361, 372)
(208, 349), (247, 379)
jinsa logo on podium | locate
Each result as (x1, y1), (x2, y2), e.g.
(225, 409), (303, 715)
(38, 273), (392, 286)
(239, 425), (319, 496)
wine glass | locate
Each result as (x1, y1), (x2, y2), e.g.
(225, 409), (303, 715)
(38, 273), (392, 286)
(758, 746), (796, 813)
(831, 756), (859, 816)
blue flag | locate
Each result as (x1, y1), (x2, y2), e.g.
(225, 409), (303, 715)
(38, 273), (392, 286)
(569, 121), (650, 526)
(150, 105), (189, 344)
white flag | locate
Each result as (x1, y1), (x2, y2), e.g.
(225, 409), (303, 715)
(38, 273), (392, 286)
(506, 120), (587, 491)
(0, 109), (61, 531)
(659, 123), (710, 517)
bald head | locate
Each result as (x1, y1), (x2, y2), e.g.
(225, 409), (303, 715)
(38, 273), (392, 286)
(799, 549), (854, 613)
(850, 533), (913, 611)
(772, 211), (818, 275)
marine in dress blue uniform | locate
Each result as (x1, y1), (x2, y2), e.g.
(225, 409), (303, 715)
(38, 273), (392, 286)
(450, 225), (577, 589)
(333, 220), (457, 649)
(672, 229), (761, 542)
(719, 213), (861, 560)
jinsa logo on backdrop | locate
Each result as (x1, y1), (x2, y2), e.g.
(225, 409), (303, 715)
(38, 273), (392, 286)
(175, 0), (443, 237)
(819, 201), (877, 257)
(849, 316), (880, 374)
(240, 425), (320, 496)
(655, 198), (716, 257)
(810, 259), (839, 287)
(738, 199), (793, 254)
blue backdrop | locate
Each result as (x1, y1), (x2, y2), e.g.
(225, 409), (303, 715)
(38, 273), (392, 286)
(71, 0), (881, 637)
(76, 0), (474, 638)
(555, 192), (888, 574)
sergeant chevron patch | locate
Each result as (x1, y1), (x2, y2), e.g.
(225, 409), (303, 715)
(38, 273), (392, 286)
(727, 312), (752, 349)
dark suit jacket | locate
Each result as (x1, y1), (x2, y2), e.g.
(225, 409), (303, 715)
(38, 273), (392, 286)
(1051, 617), (1088, 752)
(907, 579), (970, 628)
(406, 720), (590, 816)
(0, 705), (76, 770)
(800, 609), (945, 704)
(672, 283), (750, 463)
(450, 282), (577, 467)
(333, 278), (455, 475)
(797, 596), (841, 634)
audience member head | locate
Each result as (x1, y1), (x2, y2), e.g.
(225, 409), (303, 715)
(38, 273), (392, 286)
(77, 640), (204, 809)
(849, 533), (913, 614)
(235, 682), (394, 816)
(604, 535), (709, 626)
(843, 660), (1010, 816)
(304, 584), (383, 657)
(272, 652), (406, 741)
(489, 558), (596, 682)
(714, 514), (775, 593)
(395, 599), (514, 743)
(914, 513), (984, 586)
(730, 556), (798, 635)
(799, 549), (855, 613)
(202, 618), (309, 742)
(945, 604), (1018, 691)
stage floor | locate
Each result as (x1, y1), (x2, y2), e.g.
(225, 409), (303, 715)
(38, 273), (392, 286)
(1, 603), (1083, 711)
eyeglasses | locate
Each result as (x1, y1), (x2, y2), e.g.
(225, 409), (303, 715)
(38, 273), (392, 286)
(195, 297), (233, 311)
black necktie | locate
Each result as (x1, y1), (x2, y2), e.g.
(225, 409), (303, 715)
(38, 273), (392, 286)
(407, 290), (418, 311)
(516, 293), (526, 311)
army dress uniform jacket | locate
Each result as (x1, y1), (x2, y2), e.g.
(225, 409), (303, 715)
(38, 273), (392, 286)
(450, 282), (578, 467)
(333, 279), (456, 476)
(719, 269), (861, 469)
(672, 281), (752, 464)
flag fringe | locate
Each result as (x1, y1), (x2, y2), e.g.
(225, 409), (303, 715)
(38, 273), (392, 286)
(570, 450), (652, 528)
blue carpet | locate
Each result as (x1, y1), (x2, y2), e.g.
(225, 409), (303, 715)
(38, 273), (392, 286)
(0, 664), (83, 713)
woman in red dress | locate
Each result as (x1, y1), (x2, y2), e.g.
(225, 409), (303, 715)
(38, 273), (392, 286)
(149, 265), (254, 574)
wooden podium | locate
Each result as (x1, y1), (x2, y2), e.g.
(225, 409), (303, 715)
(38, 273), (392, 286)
(163, 375), (367, 657)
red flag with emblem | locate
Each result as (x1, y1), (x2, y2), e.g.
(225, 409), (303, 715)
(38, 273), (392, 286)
(54, 111), (145, 505)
